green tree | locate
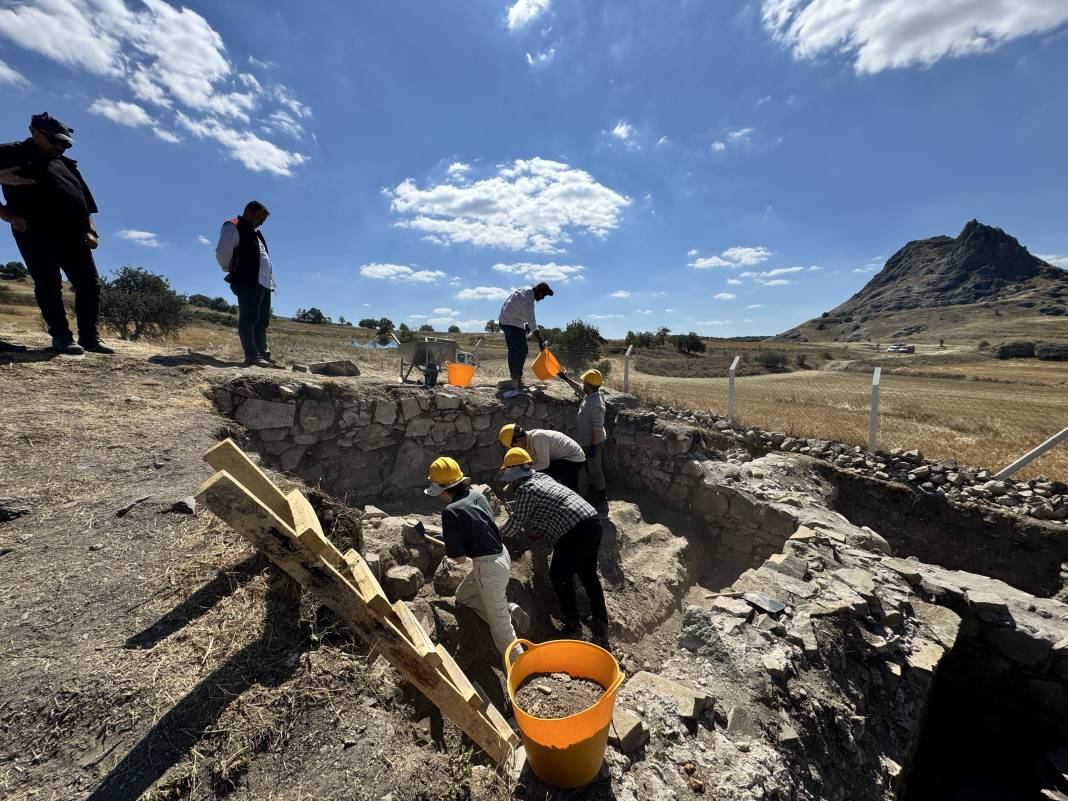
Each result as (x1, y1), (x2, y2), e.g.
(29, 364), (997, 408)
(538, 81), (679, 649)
(208, 296), (236, 313)
(99, 266), (188, 341)
(419, 324), (434, 333)
(485, 320), (500, 334)
(655, 326), (671, 346)
(447, 324), (461, 333)
(1, 261), (28, 280)
(397, 323), (414, 343)
(554, 319), (604, 372)
(294, 307), (330, 324)
(376, 317), (394, 334)
(358, 318), (378, 328)
(188, 293), (212, 308)
(756, 350), (786, 370)
(673, 332), (705, 355)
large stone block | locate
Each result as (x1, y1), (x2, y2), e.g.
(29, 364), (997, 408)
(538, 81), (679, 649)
(235, 398), (295, 430)
(405, 418), (434, 438)
(384, 565), (425, 600)
(373, 400), (397, 425)
(388, 440), (436, 490)
(308, 359), (360, 376)
(299, 399), (336, 433)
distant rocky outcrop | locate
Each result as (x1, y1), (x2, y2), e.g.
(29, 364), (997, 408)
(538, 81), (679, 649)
(778, 221), (1068, 343)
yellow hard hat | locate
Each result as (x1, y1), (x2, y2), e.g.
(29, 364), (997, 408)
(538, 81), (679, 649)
(581, 369), (603, 387)
(425, 456), (465, 496)
(501, 447), (533, 469)
(498, 423), (526, 448)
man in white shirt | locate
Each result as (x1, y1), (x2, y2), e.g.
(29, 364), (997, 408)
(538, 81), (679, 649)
(498, 423), (586, 490)
(497, 282), (553, 391)
(215, 200), (277, 367)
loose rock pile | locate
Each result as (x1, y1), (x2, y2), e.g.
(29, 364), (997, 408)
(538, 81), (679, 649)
(651, 405), (1068, 523)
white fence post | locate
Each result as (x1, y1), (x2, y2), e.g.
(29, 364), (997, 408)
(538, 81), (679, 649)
(868, 367), (881, 453)
(623, 345), (634, 393)
(993, 426), (1068, 479)
(727, 355), (740, 422)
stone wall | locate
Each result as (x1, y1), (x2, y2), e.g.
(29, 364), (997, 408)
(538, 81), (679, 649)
(210, 377), (636, 504)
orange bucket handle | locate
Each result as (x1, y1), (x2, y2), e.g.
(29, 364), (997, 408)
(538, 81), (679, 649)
(505, 638), (535, 672)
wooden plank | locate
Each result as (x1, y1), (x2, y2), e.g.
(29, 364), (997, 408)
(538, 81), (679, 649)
(342, 548), (394, 618)
(434, 645), (482, 710)
(287, 489), (323, 537)
(391, 601), (443, 668)
(472, 680), (522, 748)
(203, 439), (293, 526)
(196, 470), (515, 765)
(297, 527), (347, 574)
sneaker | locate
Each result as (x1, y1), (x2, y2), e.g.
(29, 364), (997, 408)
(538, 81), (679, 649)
(49, 337), (83, 355)
(510, 603), (531, 635)
(241, 357), (271, 368)
(80, 339), (115, 354)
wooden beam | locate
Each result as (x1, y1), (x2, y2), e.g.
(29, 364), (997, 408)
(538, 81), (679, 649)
(342, 548), (394, 618)
(434, 645), (482, 710)
(297, 527), (348, 574)
(473, 680), (522, 748)
(196, 471), (515, 765)
(391, 600), (443, 668)
(287, 489), (323, 537)
(203, 439), (293, 526)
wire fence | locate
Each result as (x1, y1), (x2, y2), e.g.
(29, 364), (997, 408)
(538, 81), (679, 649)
(621, 351), (1068, 481)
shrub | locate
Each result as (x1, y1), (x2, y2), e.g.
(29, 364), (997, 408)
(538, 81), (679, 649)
(190, 309), (238, 328)
(593, 358), (613, 381)
(1, 261), (28, 280)
(796, 353), (810, 369)
(978, 340), (990, 350)
(822, 351), (833, 360)
(99, 266), (188, 341)
(294, 307), (331, 324)
(756, 350), (787, 370)
(0, 284), (12, 304)
(554, 319), (604, 372)
(673, 332), (705, 355)
(447, 325), (461, 333)
(419, 324), (434, 332)
(208, 296), (237, 313)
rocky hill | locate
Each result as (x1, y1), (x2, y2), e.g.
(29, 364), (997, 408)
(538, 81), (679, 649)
(778, 220), (1068, 343)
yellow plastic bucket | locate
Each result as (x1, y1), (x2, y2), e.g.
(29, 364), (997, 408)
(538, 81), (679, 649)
(505, 638), (625, 789)
(446, 362), (475, 387)
(531, 348), (562, 381)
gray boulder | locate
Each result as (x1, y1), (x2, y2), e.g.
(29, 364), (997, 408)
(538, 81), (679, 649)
(309, 359), (361, 376)
(995, 340), (1035, 359)
(1036, 342), (1068, 361)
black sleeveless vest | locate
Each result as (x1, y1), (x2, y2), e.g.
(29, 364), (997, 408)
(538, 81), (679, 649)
(226, 216), (268, 287)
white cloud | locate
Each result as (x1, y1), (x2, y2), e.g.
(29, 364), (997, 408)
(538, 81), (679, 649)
(455, 286), (511, 302)
(759, 266), (804, 277)
(1037, 253), (1068, 268)
(89, 97), (154, 126)
(690, 245), (772, 269)
(492, 262), (585, 283)
(610, 290), (632, 298)
(686, 248), (698, 257)
(809, 265), (823, 271)
(196, 235), (210, 245)
(664, 307), (676, 313)
(611, 120), (635, 141)
(761, 0), (1068, 74)
(447, 162), (471, 179)
(757, 95), (772, 106)
(507, 0), (551, 31)
(359, 263), (447, 284)
(657, 135), (669, 145)
(852, 265), (878, 273)
(433, 307), (460, 316)
(119, 229), (162, 247)
(739, 271), (756, 278)
(697, 320), (726, 326)
(388, 158), (630, 253)
(763, 279), (792, 286)
(177, 112), (306, 176)
(264, 109), (304, 139)
(635, 308), (653, 315)
(726, 278), (743, 286)
(0, 0), (311, 173)
(526, 48), (556, 65)
(589, 313), (623, 319)
(711, 141), (726, 152)
(0, 57), (28, 87)
(426, 315), (484, 330)
(728, 127), (754, 142)
(746, 304), (764, 309)
(714, 292), (737, 300)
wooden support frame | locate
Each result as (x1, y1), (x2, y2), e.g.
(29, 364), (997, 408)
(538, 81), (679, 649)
(196, 441), (517, 766)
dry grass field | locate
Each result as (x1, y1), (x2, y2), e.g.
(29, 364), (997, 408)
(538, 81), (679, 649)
(2, 277), (1066, 479)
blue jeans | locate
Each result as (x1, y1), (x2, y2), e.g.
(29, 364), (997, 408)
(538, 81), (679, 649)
(502, 324), (527, 380)
(234, 283), (271, 361)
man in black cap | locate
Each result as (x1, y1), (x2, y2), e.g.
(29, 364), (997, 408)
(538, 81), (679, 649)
(0, 113), (112, 355)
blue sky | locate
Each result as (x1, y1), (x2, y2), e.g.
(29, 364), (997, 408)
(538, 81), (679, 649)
(1, 0), (1067, 338)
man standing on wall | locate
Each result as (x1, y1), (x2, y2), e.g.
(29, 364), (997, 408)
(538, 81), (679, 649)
(0, 113), (113, 355)
(216, 200), (278, 368)
(497, 282), (553, 392)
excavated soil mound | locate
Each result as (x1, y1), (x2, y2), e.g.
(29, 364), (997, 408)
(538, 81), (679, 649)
(514, 672), (605, 719)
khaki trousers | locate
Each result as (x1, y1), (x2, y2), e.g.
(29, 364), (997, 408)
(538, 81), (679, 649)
(454, 548), (521, 658)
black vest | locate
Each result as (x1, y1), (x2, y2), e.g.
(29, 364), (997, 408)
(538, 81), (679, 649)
(226, 216), (268, 287)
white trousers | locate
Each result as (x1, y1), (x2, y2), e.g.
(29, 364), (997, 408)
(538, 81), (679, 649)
(455, 548), (521, 658)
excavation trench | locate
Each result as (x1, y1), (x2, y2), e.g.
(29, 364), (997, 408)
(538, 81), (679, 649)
(215, 377), (1068, 798)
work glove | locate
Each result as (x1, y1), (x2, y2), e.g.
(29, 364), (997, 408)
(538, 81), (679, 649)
(585, 444), (598, 459)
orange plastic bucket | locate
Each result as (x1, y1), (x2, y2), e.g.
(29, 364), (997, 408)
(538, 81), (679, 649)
(531, 348), (562, 381)
(446, 362), (475, 387)
(505, 638), (625, 788)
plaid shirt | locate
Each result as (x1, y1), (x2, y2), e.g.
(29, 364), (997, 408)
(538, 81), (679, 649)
(500, 472), (598, 546)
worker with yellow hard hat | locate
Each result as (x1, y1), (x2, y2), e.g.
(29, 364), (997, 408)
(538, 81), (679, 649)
(498, 447), (608, 637)
(498, 422), (585, 491)
(557, 368), (608, 507)
(425, 456), (528, 659)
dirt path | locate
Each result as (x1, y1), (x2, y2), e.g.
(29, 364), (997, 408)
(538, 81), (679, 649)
(0, 338), (508, 801)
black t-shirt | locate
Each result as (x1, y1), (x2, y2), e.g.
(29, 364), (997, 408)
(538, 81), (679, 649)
(441, 488), (504, 559)
(0, 139), (98, 233)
